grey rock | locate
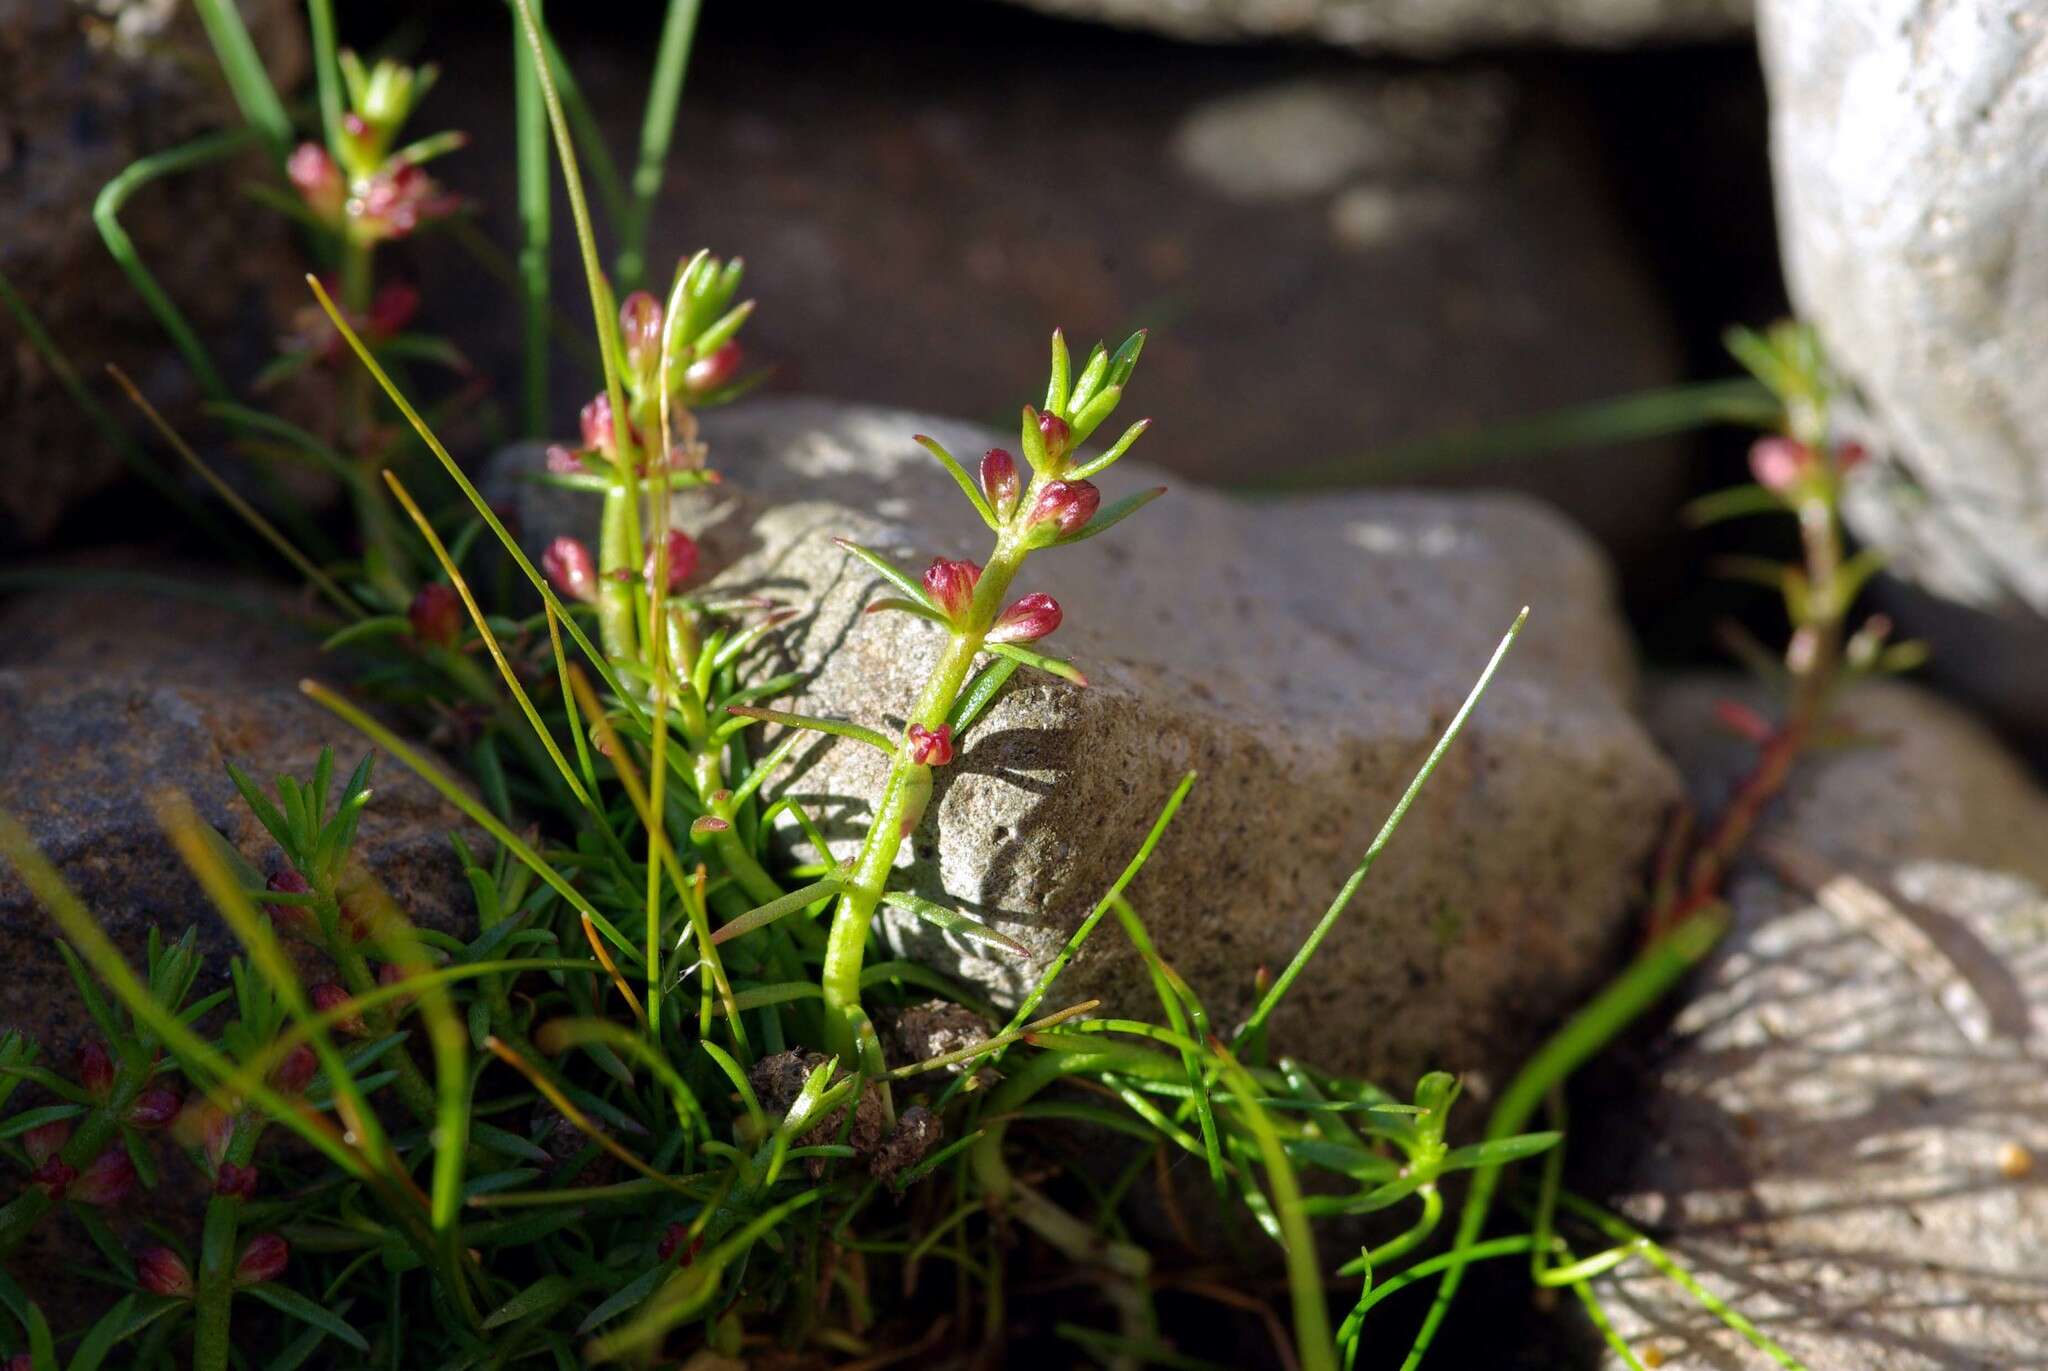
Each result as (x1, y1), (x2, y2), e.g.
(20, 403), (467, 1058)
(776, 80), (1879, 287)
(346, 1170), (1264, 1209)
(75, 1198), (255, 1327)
(1762, 1), (2048, 745)
(499, 397), (1680, 1085)
(995, 0), (1750, 53)
(1588, 677), (2048, 1370)
(0, 0), (305, 545)
(432, 48), (1689, 567)
(0, 574), (482, 1061)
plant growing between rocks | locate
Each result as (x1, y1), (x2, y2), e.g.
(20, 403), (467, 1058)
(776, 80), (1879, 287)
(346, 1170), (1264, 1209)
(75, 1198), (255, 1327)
(0, 6), (1907, 1370)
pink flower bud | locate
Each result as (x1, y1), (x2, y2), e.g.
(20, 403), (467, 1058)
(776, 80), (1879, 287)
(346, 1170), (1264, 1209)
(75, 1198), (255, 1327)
(922, 558), (981, 623)
(23, 1120), (70, 1167)
(215, 1161), (259, 1200)
(408, 583), (463, 648)
(70, 1148), (136, 1206)
(987, 593), (1062, 645)
(8, 1352), (33, 1371)
(234, 1233), (289, 1287)
(272, 1043), (317, 1096)
(1835, 439), (1868, 473)
(126, 1083), (181, 1129)
(137, 1247), (195, 1299)
(367, 282), (420, 339)
(1037, 409), (1072, 467)
(287, 143), (344, 223)
(545, 442), (585, 475)
(77, 1039), (115, 1098)
(1749, 436), (1810, 493)
(643, 529), (700, 595)
(907, 723), (954, 767)
(543, 538), (598, 603)
(1025, 480), (1099, 542)
(619, 291), (664, 375)
(580, 394), (617, 457)
(683, 341), (743, 396)
(981, 448), (1020, 520)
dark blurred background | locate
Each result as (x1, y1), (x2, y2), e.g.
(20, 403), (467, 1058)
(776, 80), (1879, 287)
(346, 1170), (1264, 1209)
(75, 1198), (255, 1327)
(5, 0), (1794, 672)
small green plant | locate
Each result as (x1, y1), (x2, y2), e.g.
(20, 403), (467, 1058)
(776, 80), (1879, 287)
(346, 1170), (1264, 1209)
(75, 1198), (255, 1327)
(0, 5), (1869, 1368)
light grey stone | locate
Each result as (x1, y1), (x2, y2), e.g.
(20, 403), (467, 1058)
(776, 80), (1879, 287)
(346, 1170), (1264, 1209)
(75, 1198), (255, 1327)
(1588, 677), (2048, 1370)
(997, 0), (1751, 53)
(499, 396), (1679, 1085)
(1762, 0), (2048, 747)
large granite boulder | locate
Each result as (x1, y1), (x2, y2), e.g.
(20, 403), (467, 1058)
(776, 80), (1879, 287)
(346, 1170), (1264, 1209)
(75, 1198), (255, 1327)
(1761, 0), (2048, 753)
(1587, 677), (2048, 1369)
(499, 397), (1681, 1086)
(993, 0), (1751, 53)
(0, 573), (482, 1059)
(0, 0), (305, 545)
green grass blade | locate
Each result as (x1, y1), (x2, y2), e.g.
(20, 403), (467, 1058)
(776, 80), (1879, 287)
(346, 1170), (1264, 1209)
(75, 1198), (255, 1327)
(95, 129), (263, 400)
(190, 0), (292, 163)
(1247, 378), (1780, 490)
(1240, 609), (1526, 1043)
(108, 367), (362, 623)
(1399, 911), (1725, 1370)
(615, 0), (703, 289)
(513, 0), (551, 436)
(304, 0), (344, 159)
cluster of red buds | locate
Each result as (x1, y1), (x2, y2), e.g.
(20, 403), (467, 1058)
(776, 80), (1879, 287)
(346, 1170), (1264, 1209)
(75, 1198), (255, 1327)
(276, 278), (422, 371)
(133, 1233), (288, 1300)
(287, 53), (462, 245)
(24, 1121), (135, 1206)
(1747, 433), (1866, 501)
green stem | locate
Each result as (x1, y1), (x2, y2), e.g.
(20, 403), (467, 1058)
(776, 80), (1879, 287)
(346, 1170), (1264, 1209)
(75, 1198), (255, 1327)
(598, 484), (640, 660)
(191, 1124), (259, 1371)
(819, 536), (1031, 1058)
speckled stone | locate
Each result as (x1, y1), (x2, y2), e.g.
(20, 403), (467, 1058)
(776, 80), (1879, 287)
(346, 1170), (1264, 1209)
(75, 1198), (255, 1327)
(1586, 677), (2048, 1370)
(500, 396), (1679, 1087)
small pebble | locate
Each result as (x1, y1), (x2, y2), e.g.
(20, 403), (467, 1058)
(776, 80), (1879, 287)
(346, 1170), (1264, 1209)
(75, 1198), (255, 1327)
(1997, 1141), (2034, 1180)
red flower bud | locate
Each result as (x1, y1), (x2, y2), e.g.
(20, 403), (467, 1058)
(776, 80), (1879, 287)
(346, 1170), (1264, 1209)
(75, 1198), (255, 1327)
(545, 442), (585, 475)
(408, 582), (463, 648)
(23, 1120), (69, 1167)
(1749, 436), (1810, 493)
(272, 1043), (317, 1096)
(70, 1148), (136, 1206)
(287, 143), (344, 223)
(29, 1157), (76, 1199)
(922, 558), (982, 623)
(643, 529), (700, 595)
(987, 592), (1062, 645)
(367, 282), (420, 340)
(234, 1233), (289, 1287)
(310, 982), (366, 1036)
(981, 448), (1021, 520)
(1037, 409), (1072, 468)
(1835, 439), (1868, 473)
(137, 1247), (195, 1299)
(8, 1352), (32, 1371)
(542, 537), (598, 603)
(126, 1083), (181, 1130)
(906, 723), (954, 767)
(1025, 480), (1099, 542)
(658, 1221), (687, 1262)
(77, 1039), (115, 1098)
(683, 340), (742, 397)
(619, 291), (664, 375)
(215, 1161), (259, 1200)
(264, 869), (313, 933)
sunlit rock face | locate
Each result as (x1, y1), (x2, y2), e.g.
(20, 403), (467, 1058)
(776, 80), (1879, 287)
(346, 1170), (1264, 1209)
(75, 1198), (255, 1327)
(1588, 677), (2048, 1370)
(500, 396), (1679, 1085)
